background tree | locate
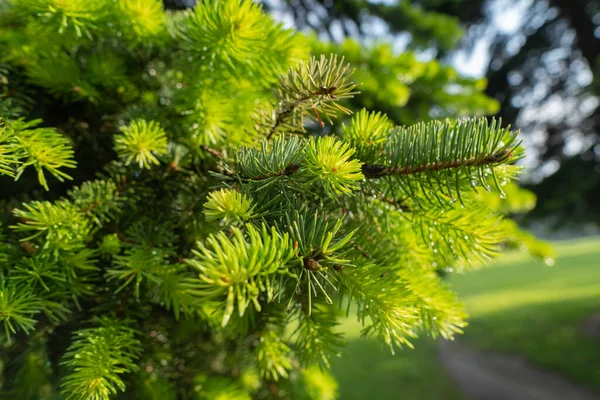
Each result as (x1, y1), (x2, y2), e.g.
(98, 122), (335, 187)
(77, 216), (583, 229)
(440, 0), (600, 226)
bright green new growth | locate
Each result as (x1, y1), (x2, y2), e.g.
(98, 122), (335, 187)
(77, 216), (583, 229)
(60, 317), (142, 400)
(341, 108), (392, 148)
(114, 119), (168, 169)
(12, 200), (93, 250)
(117, 0), (165, 40)
(304, 136), (364, 196)
(180, 0), (266, 65)
(203, 188), (257, 221)
(0, 122), (17, 175)
(0, 0), (552, 399)
(256, 330), (293, 381)
(0, 118), (77, 189)
(186, 224), (296, 326)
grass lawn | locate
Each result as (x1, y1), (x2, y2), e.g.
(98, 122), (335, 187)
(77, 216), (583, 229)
(449, 236), (600, 390)
(330, 318), (463, 400)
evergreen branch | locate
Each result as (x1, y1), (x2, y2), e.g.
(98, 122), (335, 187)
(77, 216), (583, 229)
(149, 264), (205, 320)
(99, 233), (122, 255)
(0, 281), (42, 341)
(340, 108), (392, 162)
(237, 135), (304, 183)
(285, 211), (354, 268)
(236, 135), (363, 197)
(11, 0), (106, 38)
(280, 211), (354, 313)
(203, 188), (256, 222)
(402, 270), (467, 339)
(0, 119), (18, 176)
(12, 346), (53, 400)
(114, 119), (168, 169)
(360, 117), (522, 204)
(185, 224), (296, 327)
(291, 302), (344, 368)
(361, 150), (513, 178)
(116, 0), (165, 41)
(409, 202), (505, 267)
(345, 210), (468, 340)
(12, 255), (65, 292)
(192, 375), (252, 400)
(178, 0), (268, 66)
(0, 0), (539, 395)
(11, 200), (93, 251)
(25, 52), (99, 102)
(60, 317), (142, 400)
(338, 262), (421, 353)
(239, 117), (520, 204)
(68, 179), (125, 225)
(303, 136), (363, 197)
(107, 247), (165, 298)
(255, 330), (293, 381)
(11, 119), (76, 190)
(297, 366), (339, 400)
(259, 55), (357, 140)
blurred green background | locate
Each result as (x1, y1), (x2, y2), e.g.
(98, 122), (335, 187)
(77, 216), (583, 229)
(331, 237), (600, 399)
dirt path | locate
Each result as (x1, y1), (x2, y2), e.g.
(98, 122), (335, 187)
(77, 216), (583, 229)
(439, 341), (600, 400)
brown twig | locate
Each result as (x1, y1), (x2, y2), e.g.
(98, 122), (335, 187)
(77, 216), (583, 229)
(200, 145), (224, 159)
(265, 87), (337, 140)
(361, 150), (513, 178)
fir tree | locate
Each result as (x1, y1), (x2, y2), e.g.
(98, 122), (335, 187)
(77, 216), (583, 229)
(0, 1), (551, 399)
